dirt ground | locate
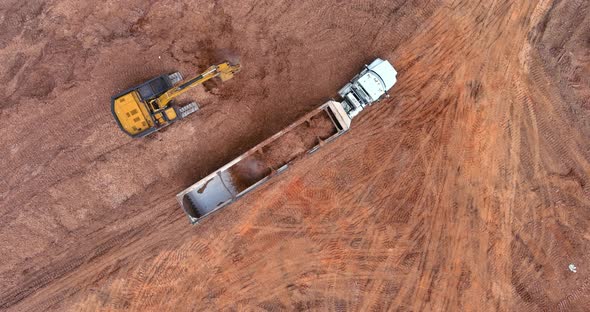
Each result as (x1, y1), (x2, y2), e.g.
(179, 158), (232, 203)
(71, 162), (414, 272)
(1, 0), (590, 311)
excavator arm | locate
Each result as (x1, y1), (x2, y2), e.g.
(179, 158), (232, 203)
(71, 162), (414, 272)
(154, 62), (241, 110)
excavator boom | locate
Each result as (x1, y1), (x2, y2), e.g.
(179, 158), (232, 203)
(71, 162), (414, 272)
(155, 62), (241, 109)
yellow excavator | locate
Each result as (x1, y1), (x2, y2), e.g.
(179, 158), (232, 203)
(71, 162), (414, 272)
(112, 62), (241, 137)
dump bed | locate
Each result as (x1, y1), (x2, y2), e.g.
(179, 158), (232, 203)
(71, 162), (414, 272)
(177, 100), (351, 224)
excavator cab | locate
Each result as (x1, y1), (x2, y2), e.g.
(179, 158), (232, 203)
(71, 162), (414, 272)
(111, 75), (178, 137)
(111, 62), (240, 138)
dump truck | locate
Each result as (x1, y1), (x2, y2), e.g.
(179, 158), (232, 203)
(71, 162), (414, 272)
(112, 62), (241, 138)
(177, 58), (397, 224)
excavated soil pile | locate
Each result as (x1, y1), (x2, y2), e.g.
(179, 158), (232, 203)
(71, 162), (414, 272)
(1, 0), (590, 311)
(227, 155), (271, 192)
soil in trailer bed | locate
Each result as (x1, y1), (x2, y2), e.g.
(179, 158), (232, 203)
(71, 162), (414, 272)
(1, 0), (590, 311)
(227, 112), (337, 193)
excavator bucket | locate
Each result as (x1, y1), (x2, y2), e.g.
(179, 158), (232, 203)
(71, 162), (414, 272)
(218, 63), (242, 81)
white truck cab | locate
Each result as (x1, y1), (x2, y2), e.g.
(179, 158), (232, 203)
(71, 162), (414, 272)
(338, 58), (397, 118)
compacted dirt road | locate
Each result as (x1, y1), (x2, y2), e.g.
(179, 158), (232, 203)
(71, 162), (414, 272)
(1, 0), (590, 311)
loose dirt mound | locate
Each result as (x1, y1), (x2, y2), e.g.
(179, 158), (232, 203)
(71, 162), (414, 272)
(1, 0), (589, 311)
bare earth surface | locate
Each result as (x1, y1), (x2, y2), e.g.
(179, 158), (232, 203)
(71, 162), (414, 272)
(1, 0), (590, 311)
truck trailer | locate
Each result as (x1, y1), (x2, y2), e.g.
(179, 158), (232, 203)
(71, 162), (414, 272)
(177, 58), (397, 224)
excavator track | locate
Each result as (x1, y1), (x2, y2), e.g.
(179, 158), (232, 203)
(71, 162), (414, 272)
(178, 102), (199, 119)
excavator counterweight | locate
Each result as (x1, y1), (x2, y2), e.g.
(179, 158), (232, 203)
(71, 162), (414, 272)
(112, 62), (241, 138)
